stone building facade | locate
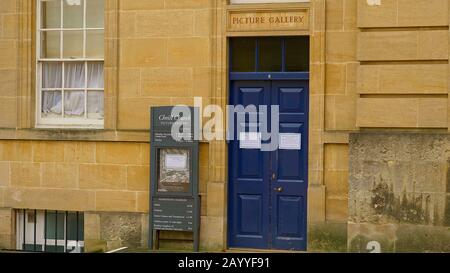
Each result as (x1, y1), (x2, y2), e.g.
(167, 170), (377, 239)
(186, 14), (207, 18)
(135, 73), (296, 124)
(0, 0), (449, 253)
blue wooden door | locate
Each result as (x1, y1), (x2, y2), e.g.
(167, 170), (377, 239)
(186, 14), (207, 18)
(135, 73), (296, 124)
(228, 80), (309, 251)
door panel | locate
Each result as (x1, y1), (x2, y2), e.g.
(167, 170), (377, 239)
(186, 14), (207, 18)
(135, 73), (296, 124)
(228, 81), (270, 249)
(228, 80), (308, 251)
(271, 81), (308, 250)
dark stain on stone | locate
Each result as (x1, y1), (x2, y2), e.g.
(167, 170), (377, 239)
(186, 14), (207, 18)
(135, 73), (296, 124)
(446, 159), (450, 194)
(308, 223), (348, 253)
(445, 159), (450, 226)
(371, 183), (428, 224)
(444, 195), (450, 227)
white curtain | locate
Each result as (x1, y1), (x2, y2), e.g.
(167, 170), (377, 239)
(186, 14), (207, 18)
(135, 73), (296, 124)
(42, 62), (104, 118)
(42, 63), (62, 114)
(64, 62), (85, 116)
(87, 62), (104, 117)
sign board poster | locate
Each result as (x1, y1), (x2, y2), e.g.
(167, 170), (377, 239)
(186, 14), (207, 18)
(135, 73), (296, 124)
(150, 106), (200, 252)
(157, 148), (190, 193)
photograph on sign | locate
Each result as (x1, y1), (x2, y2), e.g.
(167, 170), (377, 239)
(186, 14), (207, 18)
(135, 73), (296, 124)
(239, 132), (262, 149)
(157, 148), (190, 193)
(279, 133), (302, 150)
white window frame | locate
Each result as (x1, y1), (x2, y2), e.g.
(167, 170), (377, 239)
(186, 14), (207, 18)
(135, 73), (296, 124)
(36, 0), (104, 129)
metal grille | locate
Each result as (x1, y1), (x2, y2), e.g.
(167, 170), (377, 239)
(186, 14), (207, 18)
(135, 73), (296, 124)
(15, 209), (84, 253)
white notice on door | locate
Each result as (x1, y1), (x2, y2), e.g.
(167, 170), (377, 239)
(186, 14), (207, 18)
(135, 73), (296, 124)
(239, 132), (262, 149)
(279, 133), (301, 150)
(165, 154), (188, 170)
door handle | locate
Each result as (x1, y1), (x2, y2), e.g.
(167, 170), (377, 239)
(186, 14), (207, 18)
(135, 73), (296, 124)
(274, 187), (283, 193)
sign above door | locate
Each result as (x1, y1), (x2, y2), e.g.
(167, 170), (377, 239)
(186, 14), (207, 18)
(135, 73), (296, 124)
(227, 8), (309, 33)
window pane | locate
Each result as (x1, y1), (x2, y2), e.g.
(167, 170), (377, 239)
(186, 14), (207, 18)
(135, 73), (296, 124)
(87, 62), (104, 88)
(258, 37), (282, 72)
(42, 63), (62, 88)
(86, 0), (104, 28)
(64, 62), (85, 88)
(231, 38), (256, 72)
(64, 91), (85, 117)
(87, 91), (104, 119)
(63, 31), (83, 58)
(63, 0), (84, 28)
(41, 31), (60, 58)
(42, 91), (62, 117)
(285, 36), (309, 72)
(77, 213), (84, 241)
(67, 213), (84, 241)
(41, 0), (61, 29)
(86, 30), (104, 59)
(45, 212), (64, 240)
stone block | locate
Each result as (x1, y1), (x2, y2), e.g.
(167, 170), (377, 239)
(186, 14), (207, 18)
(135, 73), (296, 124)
(199, 216), (224, 251)
(398, 0), (448, 27)
(326, 0), (344, 30)
(64, 142), (96, 163)
(120, 38), (167, 67)
(118, 97), (171, 130)
(85, 212), (101, 241)
(0, 140), (32, 162)
(326, 198), (348, 222)
(95, 191), (137, 212)
(358, 64), (448, 94)
(165, 0), (212, 9)
(136, 192), (149, 213)
(326, 63), (346, 95)
(0, 98), (17, 128)
(42, 163), (78, 189)
(194, 9), (212, 36)
(79, 164), (127, 190)
(100, 212), (143, 248)
(10, 162), (41, 187)
(127, 166), (149, 191)
(4, 188), (96, 211)
(308, 185), (326, 222)
(0, 162), (9, 187)
(96, 142), (141, 165)
(0, 208), (12, 235)
(120, 0), (164, 10)
(357, 0), (397, 28)
(33, 141), (65, 163)
(358, 31), (448, 61)
(118, 68), (140, 98)
(0, 69), (17, 97)
(140, 68), (193, 97)
(326, 31), (357, 62)
(167, 37), (210, 66)
(206, 182), (225, 217)
(136, 10), (194, 37)
(0, 41), (17, 68)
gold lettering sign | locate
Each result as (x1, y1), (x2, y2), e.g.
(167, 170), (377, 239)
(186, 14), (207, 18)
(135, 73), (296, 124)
(227, 9), (309, 32)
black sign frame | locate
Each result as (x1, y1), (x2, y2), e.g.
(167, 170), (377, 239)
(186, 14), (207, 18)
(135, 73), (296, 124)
(149, 106), (200, 252)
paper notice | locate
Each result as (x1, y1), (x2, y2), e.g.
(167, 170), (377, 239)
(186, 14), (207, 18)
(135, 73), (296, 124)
(279, 133), (301, 150)
(239, 132), (262, 149)
(165, 154), (188, 170)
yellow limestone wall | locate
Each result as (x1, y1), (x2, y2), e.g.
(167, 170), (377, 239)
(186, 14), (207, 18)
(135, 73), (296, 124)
(0, 0), (450, 252)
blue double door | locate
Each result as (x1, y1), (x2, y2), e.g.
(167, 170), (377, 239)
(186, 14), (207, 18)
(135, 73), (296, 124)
(228, 79), (309, 251)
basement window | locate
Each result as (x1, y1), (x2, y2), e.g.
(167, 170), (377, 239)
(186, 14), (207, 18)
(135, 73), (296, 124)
(15, 209), (84, 253)
(37, 0), (105, 128)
